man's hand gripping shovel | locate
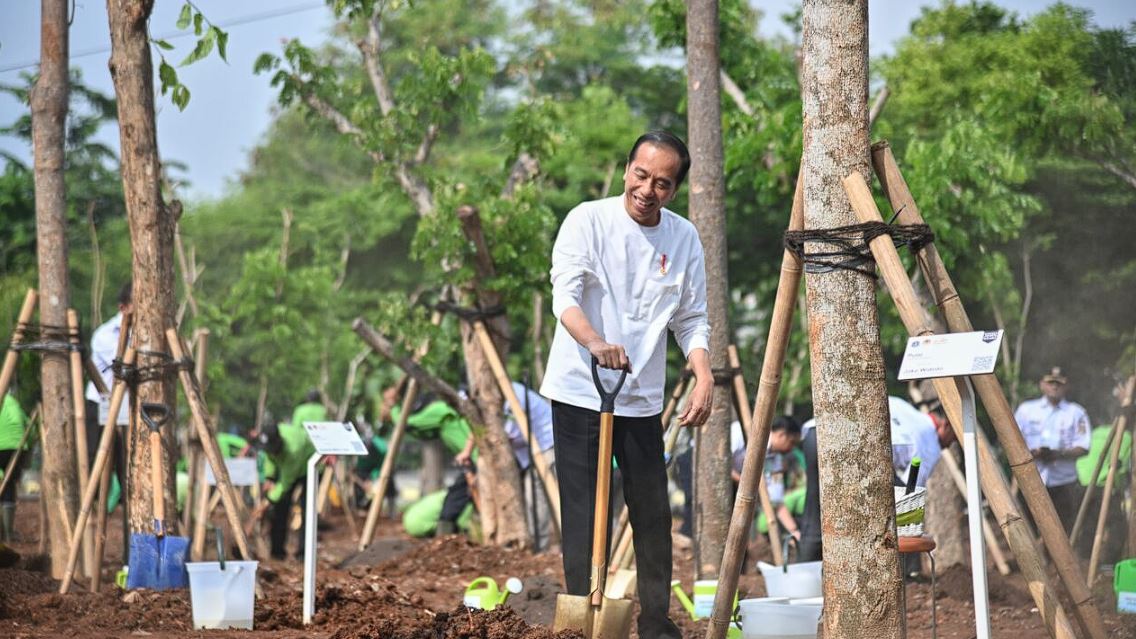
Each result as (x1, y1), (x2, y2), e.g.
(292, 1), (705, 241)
(553, 357), (634, 639)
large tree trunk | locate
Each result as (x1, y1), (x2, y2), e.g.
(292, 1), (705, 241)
(685, 0), (732, 579)
(32, 0), (79, 579)
(924, 445), (968, 570)
(107, 0), (178, 536)
(800, 1), (903, 637)
(456, 206), (530, 548)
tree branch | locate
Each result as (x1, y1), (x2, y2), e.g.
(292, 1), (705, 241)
(360, 9), (396, 116)
(719, 69), (754, 117)
(300, 90), (385, 163)
(352, 318), (483, 423)
(868, 85), (890, 130)
(413, 124), (439, 165)
(501, 152), (539, 199)
(1097, 159), (1136, 190)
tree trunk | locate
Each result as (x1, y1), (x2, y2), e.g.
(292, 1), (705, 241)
(924, 445), (968, 570)
(32, 0), (79, 579)
(419, 440), (445, 496)
(800, 1), (903, 637)
(107, 0), (178, 535)
(685, 0), (732, 579)
(456, 206), (530, 548)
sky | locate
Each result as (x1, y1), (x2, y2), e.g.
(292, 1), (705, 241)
(0, 0), (1133, 201)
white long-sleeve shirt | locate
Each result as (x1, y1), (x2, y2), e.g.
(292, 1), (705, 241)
(503, 381), (555, 469)
(540, 196), (710, 416)
(84, 312), (129, 425)
(1014, 397), (1091, 487)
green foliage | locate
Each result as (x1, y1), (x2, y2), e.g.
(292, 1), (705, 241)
(153, 2), (230, 111)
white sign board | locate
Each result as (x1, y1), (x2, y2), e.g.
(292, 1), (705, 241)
(303, 421), (367, 456)
(898, 330), (1004, 381)
(204, 457), (259, 487)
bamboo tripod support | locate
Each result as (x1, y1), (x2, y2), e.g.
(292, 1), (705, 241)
(0, 289), (38, 403)
(90, 312), (131, 591)
(728, 345), (785, 565)
(167, 329), (254, 562)
(1072, 373), (1135, 546)
(939, 448), (1012, 576)
(707, 177), (804, 639)
(869, 143), (1107, 639)
(66, 310), (96, 579)
(472, 320), (562, 535)
(1086, 374), (1135, 585)
(846, 167), (1079, 639)
(0, 407), (37, 502)
(358, 311), (444, 550)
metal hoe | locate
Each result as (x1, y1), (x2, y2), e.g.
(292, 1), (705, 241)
(553, 357), (633, 638)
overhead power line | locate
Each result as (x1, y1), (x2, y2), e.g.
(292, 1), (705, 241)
(0, 1), (325, 74)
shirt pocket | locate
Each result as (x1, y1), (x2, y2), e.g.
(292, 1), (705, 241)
(633, 280), (680, 321)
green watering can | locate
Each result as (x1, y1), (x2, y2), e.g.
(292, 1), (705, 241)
(464, 576), (523, 610)
(671, 580), (742, 638)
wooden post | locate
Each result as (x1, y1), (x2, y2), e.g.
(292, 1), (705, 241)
(167, 329), (253, 560)
(728, 345), (783, 565)
(869, 144), (1108, 639)
(0, 290), (37, 415)
(939, 448), (1012, 576)
(358, 311), (443, 550)
(846, 168), (1078, 639)
(67, 310), (95, 577)
(1071, 422), (1119, 545)
(472, 320), (562, 534)
(1086, 375), (1134, 584)
(707, 178), (803, 639)
(60, 348), (135, 594)
(0, 415), (36, 501)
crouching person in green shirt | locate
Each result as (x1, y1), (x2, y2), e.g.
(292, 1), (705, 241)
(259, 420), (316, 560)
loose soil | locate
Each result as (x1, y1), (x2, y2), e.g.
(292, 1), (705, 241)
(2, 496), (1135, 638)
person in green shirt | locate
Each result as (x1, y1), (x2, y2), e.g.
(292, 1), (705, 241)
(292, 389), (328, 430)
(1074, 422), (1132, 559)
(259, 418), (317, 560)
(0, 393), (29, 542)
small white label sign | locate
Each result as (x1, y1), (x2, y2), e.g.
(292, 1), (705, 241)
(898, 330), (1004, 381)
(205, 457), (259, 487)
(303, 421), (367, 456)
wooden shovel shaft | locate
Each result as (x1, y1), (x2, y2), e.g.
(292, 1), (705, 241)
(149, 426), (165, 528)
(590, 411), (615, 606)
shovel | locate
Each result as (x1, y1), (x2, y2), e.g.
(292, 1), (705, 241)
(127, 402), (189, 589)
(553, 357), (634, 639)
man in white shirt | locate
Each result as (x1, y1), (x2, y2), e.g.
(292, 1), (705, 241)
(541, 131), (712, 639)
(1014, 367), (1091, 532)
(889, 395), (953, 489)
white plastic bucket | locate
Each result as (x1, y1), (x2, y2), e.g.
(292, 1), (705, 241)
(739, 597), (822, 639)
(186, 561), (258, 629)
(757, 561), (823, 599)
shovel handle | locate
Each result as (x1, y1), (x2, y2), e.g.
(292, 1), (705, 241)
(143, 403), (170, 535)
(590, 357), (628, 414)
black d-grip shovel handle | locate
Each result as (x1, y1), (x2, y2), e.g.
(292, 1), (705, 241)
(140, 402), (170, 432)
(591, 356), (628, 414)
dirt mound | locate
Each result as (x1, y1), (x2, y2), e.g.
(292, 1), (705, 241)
(506, 573), (561, 627)
(341, 536), (422, 569)
(935, 564), (1034, 608)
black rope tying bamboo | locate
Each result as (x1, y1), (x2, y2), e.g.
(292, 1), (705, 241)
(783, 221), (934, 279)
(112, 350), (192, 387)
(9, 322), (77, 354)
(711, 367), (742, 386)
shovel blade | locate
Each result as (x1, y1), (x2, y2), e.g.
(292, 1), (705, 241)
(126, 533), (189, 590)
(553, 594), (633, 639)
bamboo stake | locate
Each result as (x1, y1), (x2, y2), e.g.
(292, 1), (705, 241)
(90, 312), (130, 592)
(729, 345), (784, 565)
(870, 145), (1107, 638)
(191, 479), (211, 561)
(940, 447), (1012, 576)
(0, 409), (36, 500)
(707, 176), (804, 639)
(848, 166), (1080, 639)
(359, 311), (443, 550)
(67, 310), (96, 578)
(0, 289), (37, 402)
(1087, 375), (1135, 584)
(167, 329), (253, 560)
(472, 320), (562, 534)
(1071, 422), (1119, 545)
(316, 466), (334, 515)
(60, 348), (134, 594)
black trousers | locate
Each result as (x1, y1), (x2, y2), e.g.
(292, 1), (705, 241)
(270, 478), (307, 559)
(552, 401), (681, 639)
(0, 449), (22, 503)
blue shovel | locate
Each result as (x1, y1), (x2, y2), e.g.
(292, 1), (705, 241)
(127, 403), (189, 589)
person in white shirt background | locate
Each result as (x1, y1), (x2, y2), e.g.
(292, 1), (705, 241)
(501, 381), (557, 551)
(540, 131), (711, 639)
(1014, 366), (1091, 532)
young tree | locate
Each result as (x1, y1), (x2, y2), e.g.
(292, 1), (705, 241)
(685, 0), (732, 578)
(31, 0), (80, 578)
(106, 0), (179, 534)
(800, 1), (902, 636)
